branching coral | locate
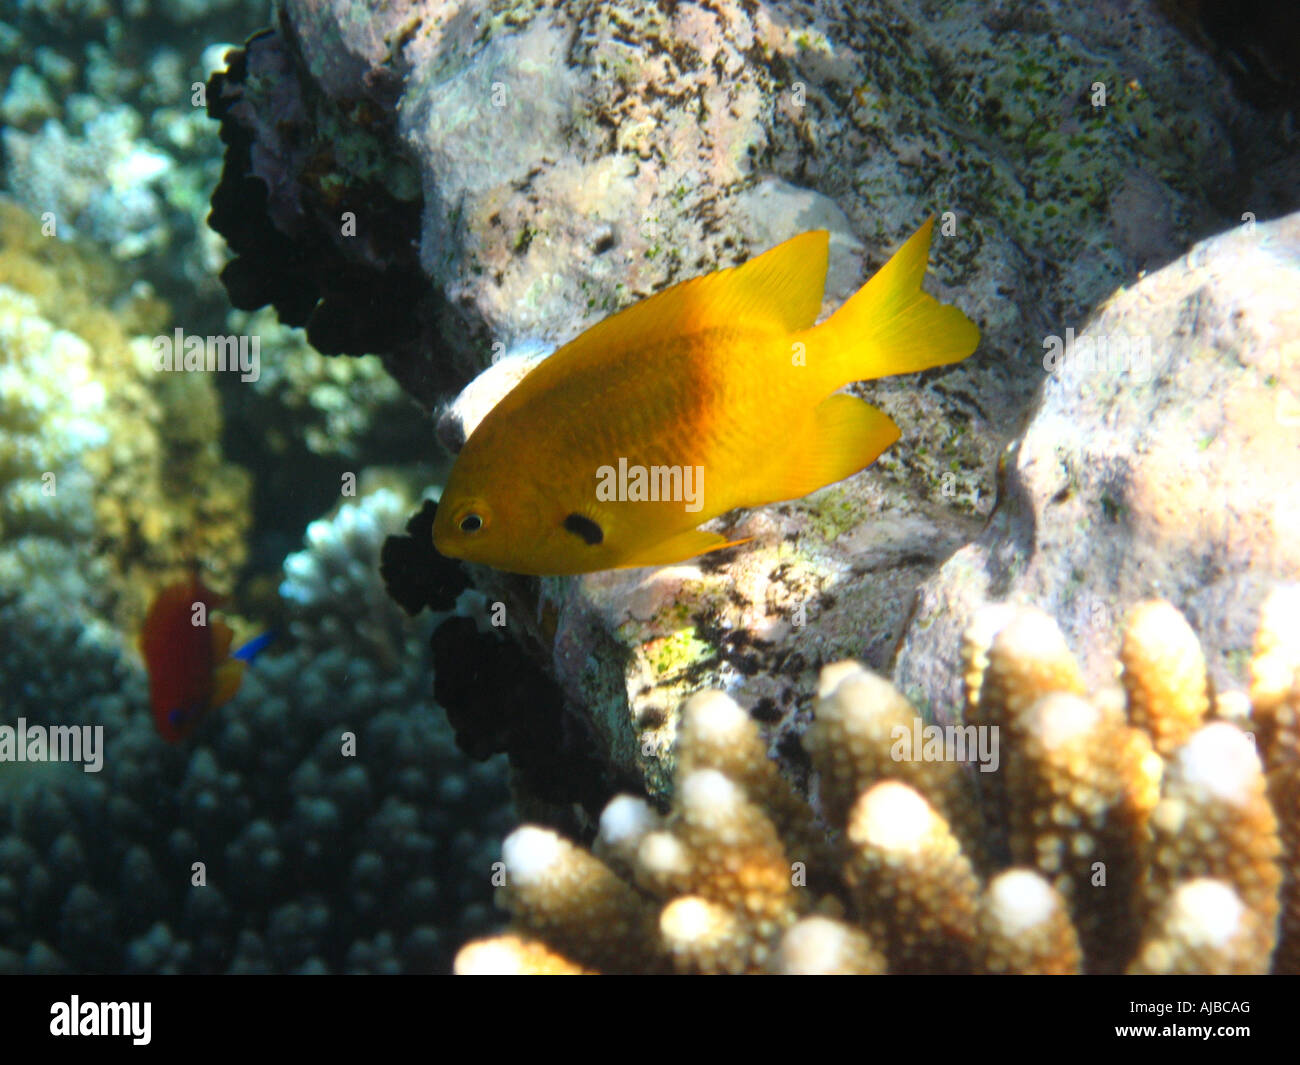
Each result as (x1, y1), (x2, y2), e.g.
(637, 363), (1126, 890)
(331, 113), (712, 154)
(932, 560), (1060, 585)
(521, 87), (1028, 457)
(2, 0), (269, 315)
(1247, 585), (1300, 971)
(280, 483), (434, 670)
(456, 593), (1298, 974)
(3, 105), (174, 260)
(0, 485), (514, 974)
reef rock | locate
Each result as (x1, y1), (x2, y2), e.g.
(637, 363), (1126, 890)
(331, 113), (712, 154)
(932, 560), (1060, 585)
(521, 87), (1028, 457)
(219, 0), (1296, 479)
(237, 1), (1300, 802)
(458, 212), (1300, 808)
(896, 212), (1300, 721)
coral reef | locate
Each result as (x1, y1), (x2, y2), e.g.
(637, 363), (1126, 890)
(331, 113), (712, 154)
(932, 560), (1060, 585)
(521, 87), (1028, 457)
(4, 0), (1296, 984)
(380, 500), (625, 827)
(433, 210), (1300, 817)
(1, 0), (443, 586)
(0, 180), (510, 975)
(0, 481), (513, 974)
(206, 25), (451, 402)
(0, 0), (268, 312)
(3, 105), (173, 259)
(221, 0), (1298, 451)
(235, 308), (418, 463)
(456, 595), (1297, 974)
(280, 482), (436, 669)
(0, 197), (250, 629)
(220, 1), (1298, 829)
(2, 8), (496, 962)
(897, 211), (1300, 725)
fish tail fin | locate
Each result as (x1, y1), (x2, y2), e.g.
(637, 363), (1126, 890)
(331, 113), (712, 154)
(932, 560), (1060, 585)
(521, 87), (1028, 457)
(209, 618), (246, 707)
(807, 217), (979, 392)
(210, 659), (246, 709)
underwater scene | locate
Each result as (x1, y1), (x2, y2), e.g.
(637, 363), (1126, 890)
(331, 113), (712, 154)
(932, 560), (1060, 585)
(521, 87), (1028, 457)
(0, 0), (1297, 986)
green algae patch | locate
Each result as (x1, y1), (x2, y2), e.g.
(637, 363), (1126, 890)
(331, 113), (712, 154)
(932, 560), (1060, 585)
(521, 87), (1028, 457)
(647, 626), (716, 679)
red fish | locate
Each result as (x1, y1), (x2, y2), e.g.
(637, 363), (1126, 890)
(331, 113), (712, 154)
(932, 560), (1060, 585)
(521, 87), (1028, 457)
(139, 575), (248, 743)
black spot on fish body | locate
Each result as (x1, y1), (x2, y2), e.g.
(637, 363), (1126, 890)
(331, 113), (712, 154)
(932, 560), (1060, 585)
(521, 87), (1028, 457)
(563, 513), (604, 546)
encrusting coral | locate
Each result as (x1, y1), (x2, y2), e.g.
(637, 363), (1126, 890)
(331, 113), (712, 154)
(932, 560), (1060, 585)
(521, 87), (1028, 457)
(456, 591), (1299, 974)
(0, 197), (250, 629)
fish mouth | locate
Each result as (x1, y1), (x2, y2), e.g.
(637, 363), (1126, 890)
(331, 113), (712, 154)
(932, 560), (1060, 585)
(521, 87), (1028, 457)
(431, 535), (456, 559)
(430, 524), (463, 560)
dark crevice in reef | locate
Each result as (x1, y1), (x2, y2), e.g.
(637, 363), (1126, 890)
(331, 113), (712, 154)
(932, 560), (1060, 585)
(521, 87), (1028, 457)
(1158, 0), (1300, 110)
(381, 502), (628, 833)
(207, 15), (620, 819)
(205, 22), (456, 409)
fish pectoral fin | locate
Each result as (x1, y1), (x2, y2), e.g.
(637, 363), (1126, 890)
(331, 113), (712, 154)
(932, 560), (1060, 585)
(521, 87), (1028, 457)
(210, 618), (235, 660)
(210, 659), (247, 709)
(771, 393), (900, 501)
(616, 528), (753, 569)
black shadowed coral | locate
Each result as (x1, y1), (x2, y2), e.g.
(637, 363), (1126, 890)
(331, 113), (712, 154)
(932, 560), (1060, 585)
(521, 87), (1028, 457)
(455, 590), (1300, 974)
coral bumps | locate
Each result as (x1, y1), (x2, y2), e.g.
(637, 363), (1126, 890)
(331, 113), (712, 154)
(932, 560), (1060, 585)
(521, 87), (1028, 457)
(456, 592), (1299, 974)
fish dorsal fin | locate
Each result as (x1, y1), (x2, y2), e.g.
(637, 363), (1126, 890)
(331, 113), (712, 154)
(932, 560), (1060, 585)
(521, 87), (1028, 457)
(495, 231), (830, 410)
(693, 229), (830, 331)
(603, 229), (828, 335)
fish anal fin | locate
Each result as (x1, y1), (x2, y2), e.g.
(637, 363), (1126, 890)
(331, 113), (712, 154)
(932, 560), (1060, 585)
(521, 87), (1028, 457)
(616, 528), (753, 569)
(210, 659), (246, 710)
(769, 393), (900, 501)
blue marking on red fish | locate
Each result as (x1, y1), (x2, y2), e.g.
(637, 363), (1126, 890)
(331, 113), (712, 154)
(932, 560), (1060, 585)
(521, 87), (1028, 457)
(232, 629), (277, 663)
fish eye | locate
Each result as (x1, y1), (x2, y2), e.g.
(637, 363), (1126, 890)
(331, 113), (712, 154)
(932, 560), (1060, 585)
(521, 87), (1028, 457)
(459, 513), (484, 534)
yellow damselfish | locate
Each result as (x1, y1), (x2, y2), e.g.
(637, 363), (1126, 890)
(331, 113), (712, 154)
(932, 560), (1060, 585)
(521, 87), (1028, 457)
(433, 218), (979, 576)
